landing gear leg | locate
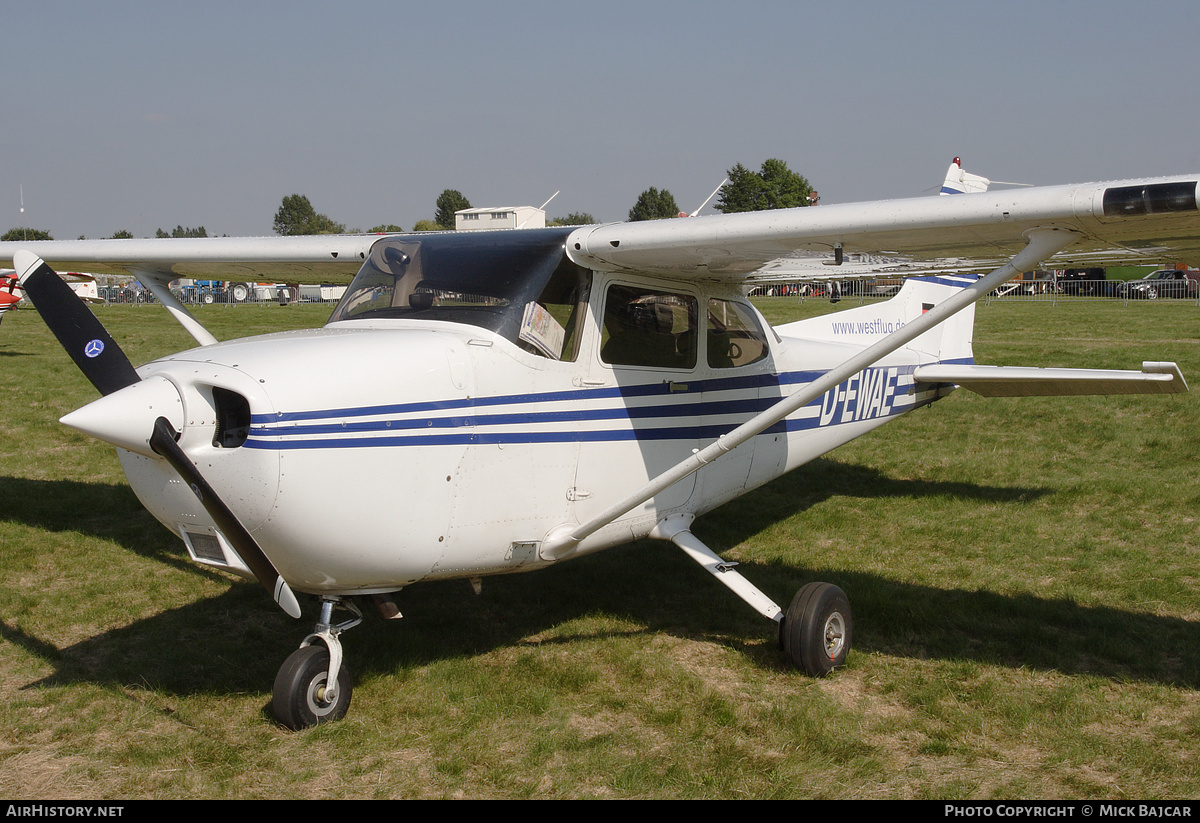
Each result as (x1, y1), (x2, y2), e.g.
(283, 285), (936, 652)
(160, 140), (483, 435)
(272, 596), (362, 730)
(652, 514), (785, 622)
(652, 513), (853, 675)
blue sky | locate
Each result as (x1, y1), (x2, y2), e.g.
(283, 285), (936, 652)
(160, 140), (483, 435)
(5, 0), (1200, 239)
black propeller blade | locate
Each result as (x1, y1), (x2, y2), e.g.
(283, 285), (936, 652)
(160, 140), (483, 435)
(15, 251), (140, 396)
(150, 416), (302, 618)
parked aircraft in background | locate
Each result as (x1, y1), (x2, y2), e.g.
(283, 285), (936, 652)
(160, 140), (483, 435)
(0, 270), (20, 323)
(3, 168), (1196, 728)
(0, 269), (103, 323)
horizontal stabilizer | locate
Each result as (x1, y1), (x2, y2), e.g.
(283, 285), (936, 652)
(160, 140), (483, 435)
(913, 361), (1187, 396)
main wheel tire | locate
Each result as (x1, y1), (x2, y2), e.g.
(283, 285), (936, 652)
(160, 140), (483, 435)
(272, 645), (352, 730)
(782, 582), (852, 677)
(230, 283), (249, 303)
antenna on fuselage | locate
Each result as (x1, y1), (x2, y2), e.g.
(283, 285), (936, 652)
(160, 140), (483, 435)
(516, 191), (561, 229)
(689, 178), (728, 217)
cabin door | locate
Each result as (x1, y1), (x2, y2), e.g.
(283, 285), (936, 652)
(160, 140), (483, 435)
(569, 280), (701, 525)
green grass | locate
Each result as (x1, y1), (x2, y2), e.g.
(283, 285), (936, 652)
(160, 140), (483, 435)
(1, 298), (1198, 798)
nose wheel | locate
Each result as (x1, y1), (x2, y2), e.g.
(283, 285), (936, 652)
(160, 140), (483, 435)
(273, 645), (353, 729)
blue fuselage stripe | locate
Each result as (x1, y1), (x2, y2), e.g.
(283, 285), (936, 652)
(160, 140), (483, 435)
(243, 363), (940, 451)
(248, 369), (826, 425)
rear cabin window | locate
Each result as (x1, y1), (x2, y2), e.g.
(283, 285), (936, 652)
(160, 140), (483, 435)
(706, 298), (769, 368)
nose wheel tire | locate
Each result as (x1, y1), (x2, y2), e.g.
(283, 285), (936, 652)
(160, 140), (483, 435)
(272, 645), (353, 730)
(782, 582), (852, 676)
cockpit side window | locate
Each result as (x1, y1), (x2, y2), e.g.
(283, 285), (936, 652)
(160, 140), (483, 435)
(516, 258), (591, 362)
(706, 298), (769, 369)
(601, 284), (698, 370)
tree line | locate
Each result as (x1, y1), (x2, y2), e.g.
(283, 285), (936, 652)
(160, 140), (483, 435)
(3, 159), (813, 240)
(0, 225), (210, 241)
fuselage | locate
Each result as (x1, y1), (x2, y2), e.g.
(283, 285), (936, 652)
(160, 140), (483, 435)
(98, 264), (964, 596)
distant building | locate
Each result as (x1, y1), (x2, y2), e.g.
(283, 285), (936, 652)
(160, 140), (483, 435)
(455, 206), (546, 231)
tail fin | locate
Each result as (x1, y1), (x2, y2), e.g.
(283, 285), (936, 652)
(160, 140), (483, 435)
(777, 274), (978, 365)
(940, 156), (991, 195)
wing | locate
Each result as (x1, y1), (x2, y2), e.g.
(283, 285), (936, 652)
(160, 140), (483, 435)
(0, 234), (383, 346)
(0, 234), (378, 287)
(3, 175), (1199, 287)
(565, 175), (1200, 279)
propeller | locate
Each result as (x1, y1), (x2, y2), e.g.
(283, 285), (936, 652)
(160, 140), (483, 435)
(14, 250), (303, 619)
(15, 250), (140, 396)
(149, 417), (301, 618)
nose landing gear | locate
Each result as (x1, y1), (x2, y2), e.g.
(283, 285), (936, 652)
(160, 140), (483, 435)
(273, 596), (362, 730)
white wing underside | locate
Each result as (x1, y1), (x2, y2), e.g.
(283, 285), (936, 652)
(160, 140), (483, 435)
(564, 175), (1200, 280)
(747, 245), (1169, 283)
(0, 235), (379, 286)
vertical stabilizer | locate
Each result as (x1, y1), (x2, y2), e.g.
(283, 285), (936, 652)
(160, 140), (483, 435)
(940, 156), (991, 195)
(777, 275), (978, 366)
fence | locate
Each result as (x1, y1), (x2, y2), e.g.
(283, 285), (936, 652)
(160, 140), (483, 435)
(749, 276), (1200, 307)
(93, 284), (347, 306)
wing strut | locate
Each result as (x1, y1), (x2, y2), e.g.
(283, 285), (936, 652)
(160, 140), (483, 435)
(136, 268), (219, 347)
(540, 227), (1080, 560)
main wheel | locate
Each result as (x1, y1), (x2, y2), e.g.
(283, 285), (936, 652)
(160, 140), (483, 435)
(230, 283), (249, 303)
(272, 645), (352, 730)
(782, 582), (852, 676)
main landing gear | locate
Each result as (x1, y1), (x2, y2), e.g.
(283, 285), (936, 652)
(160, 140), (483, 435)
(654, 513), (853, 676)
(273, 596), (362, 730)
(781, 582), (852, 676)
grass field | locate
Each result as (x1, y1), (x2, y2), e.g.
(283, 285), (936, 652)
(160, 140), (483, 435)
(1, 297), (1198, 799)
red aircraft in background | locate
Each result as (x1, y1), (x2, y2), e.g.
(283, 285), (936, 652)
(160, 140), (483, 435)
(0, 271), (22, 323)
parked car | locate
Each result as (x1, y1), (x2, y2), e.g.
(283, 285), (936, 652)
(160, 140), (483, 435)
(1118, 269), (1200, 299)
(1058, 267), (1115, 296)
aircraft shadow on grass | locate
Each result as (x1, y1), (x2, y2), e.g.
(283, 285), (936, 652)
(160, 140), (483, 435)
(3, 462), (1198, 699)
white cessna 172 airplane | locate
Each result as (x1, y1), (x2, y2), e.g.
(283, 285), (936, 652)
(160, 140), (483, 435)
(2, 171), (1196, 729)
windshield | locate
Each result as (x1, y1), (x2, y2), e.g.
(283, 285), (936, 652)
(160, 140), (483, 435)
(328, 227), (590, 360)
